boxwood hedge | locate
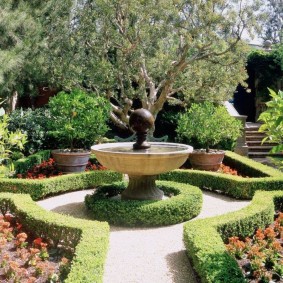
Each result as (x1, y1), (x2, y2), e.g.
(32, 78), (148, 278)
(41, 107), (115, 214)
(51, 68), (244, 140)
(0, 151), (122, 200)
(183, 190), (283, 283)
(0, 193), (109, 283)
(85, 181), (202, 226)
(160, 151), (283, 199)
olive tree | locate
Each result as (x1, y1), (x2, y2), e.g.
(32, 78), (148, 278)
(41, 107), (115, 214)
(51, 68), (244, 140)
(67, 0), (264, 131)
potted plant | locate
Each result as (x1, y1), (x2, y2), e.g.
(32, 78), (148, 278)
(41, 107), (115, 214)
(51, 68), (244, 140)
(176, 102), (242, 171)
(47, 89), (110, 173)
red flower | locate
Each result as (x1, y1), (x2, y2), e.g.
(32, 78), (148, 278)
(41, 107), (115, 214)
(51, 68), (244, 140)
(33, 237), (43, 247)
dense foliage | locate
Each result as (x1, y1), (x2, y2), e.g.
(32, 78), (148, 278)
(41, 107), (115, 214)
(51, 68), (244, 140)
(47, 89), (110, 151)
(259, 89), (283, 155)
(0, 111), (26, 165)
(176, 102), (242, 152)
(8, 108), (55, 155)
(247, 48), (283, 102)
(0, 0), (265, 134)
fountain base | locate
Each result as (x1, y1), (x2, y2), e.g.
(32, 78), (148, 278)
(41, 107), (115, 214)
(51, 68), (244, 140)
(121, 175), (164, 200)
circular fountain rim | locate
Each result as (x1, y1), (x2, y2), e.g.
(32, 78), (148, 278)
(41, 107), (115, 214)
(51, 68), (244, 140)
(91, 142), (193, 155)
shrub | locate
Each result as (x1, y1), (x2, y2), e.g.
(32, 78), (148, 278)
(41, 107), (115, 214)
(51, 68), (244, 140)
(176, 102), (242, 152)
(8, 108), (56, 155)
(47, 89), (110, 151)
(0, 113), (27, 165)
(259, 88), (283, 155)
(85, 181), (202, 226)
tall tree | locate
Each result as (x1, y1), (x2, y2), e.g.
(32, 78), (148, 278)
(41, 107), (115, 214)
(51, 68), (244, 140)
(261, 0), (283, 44)
(67, 0), (264, 131)
(0, 0), (37, 110)
(0, 0), (74, 108)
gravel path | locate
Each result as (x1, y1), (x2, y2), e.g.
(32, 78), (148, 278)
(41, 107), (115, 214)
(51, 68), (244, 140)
(37, 189), (250, 283)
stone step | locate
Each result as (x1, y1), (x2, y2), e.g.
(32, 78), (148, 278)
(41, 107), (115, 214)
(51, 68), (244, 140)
(246, 136), (266, 142)
(246, 141), (278, 146)
(248, 151), (270, 158)
(248, 145), (273, 152)
(245, 130), (265, 136)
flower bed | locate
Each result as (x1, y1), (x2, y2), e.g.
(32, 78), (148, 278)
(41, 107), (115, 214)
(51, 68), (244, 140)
(226, 212), (283, 282)
(181, 162), (248, 177)
(16, 158), (106, 179)
(0, 214), (70, 282)
(0, 193), (110, 282)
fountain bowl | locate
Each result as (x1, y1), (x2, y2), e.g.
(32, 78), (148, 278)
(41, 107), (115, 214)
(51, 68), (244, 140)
(91, 142), (193, 175)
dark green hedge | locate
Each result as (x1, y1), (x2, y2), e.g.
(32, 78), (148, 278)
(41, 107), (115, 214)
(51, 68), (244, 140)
(183, 190), (283, 283)
(0, 150), (123, 200)
(160, 151), (283, 199)
(14, 150), (52, 174)
(0, 170), (122, 200)
(0, 193), (109, 283)
(223, 151), (282, 178)
(85, 181), (202, 226)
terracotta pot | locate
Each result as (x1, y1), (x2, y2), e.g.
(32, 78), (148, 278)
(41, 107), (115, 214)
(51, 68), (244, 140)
(51, 149), (91, 173)
(189, 150), (225, 171)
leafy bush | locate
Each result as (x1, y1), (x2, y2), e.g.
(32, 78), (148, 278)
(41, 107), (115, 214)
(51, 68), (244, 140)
(259, 88), (283, 154)
(47, 89), (110, 151)
(8, 108), (56, 155)
(176, 102), (242, 152)
(0, 113), (27, 165)
(85, 181), (202, 226)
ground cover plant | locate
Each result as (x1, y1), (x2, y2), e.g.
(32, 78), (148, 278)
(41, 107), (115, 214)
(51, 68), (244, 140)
(0, 214), (70, 282)
(226, 212), (283, 282)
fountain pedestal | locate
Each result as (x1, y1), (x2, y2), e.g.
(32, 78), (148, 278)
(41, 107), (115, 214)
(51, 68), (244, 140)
(122, 175), (163, 200)
(91, 108), (193, 201)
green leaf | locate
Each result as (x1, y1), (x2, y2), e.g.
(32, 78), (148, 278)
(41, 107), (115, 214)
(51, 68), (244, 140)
(270, 144), (283, 154)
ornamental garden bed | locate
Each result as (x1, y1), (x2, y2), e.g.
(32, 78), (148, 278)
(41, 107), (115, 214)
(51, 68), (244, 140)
(0, 150), (122, 201)
(183, 191), (283, 283)
(0, 214), (70, 282)
(15, 158), (106, 179)
(0, 193), (109, 283)
(226, 212), (283, 282)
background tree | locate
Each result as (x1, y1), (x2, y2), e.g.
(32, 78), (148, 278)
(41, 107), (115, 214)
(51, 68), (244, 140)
(0, 0), (74, 109)
(261, 0), (283, 44)
(0, 1), (38, 111)
(0, 0), (266, 135)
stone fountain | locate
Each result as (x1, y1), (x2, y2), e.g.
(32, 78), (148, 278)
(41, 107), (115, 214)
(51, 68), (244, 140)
(91, 109), (193, 200)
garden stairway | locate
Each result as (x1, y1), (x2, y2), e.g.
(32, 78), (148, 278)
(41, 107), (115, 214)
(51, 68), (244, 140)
(245, 122), (277, 159)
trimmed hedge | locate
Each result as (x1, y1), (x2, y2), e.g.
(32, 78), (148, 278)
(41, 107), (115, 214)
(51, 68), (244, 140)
(183, 190), (283, 283)
(14, 150), (52, 174)
(85, 181), (202, 226)
(0, 151), (123, 200)
(0, 193), (109, 283)
(0, 170), (122, 200)
(160, 151), (283, 199)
